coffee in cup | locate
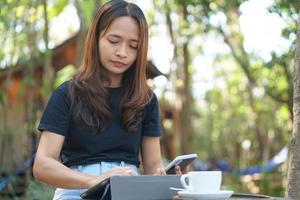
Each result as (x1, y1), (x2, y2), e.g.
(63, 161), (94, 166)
(180, 171), (222, 193)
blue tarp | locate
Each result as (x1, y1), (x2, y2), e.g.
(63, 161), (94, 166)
(0, 154), (35, 190)
(195, 147), (288, 175)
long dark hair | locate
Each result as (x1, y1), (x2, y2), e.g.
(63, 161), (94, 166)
(70, 0), (151, 132)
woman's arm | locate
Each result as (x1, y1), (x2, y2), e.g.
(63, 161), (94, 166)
(33, 131), (133, 189)
(140, 136), (188, 175)
(33, 131), (100, 189)
(140, 136), (164, 174)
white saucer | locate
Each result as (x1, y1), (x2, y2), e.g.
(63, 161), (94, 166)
(178, 190), (233, 200)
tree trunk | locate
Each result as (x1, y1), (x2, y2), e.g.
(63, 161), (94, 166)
(74, 0), (88, 68)
(220, 6), (267, 162)
(163, 0), (181, 156)
(286, 13), (300, 199)
(157, 0), (194, 155)
(180, 38), (193, 154)
(74, 1), (102, 68)
(0, 0), (18, 172)
(41, 0), (54, 103)
(172, 1), (194, 154)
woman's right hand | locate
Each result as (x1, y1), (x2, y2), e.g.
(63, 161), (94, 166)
(87, 166), (133, 188)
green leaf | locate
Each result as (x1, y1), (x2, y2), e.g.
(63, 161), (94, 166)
(48, 0), (69, 18)
(54, 64), (76, 88)
(79, 0), (95, 26)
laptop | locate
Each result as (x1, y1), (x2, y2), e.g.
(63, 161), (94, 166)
(80, 175), (182, 200)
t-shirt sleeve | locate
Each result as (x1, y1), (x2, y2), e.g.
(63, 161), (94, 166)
(38, 84), (71, 136)
(142, 93), (162, 137)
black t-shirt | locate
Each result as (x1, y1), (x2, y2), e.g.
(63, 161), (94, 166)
(38, 81), (161, 167)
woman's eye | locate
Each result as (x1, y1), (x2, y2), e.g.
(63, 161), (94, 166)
(130, 45), (138, 49)
(108, 40), (118, 44)
(130, 43), (138, 49)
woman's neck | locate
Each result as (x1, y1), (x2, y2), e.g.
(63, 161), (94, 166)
(103, 76), (122, 88)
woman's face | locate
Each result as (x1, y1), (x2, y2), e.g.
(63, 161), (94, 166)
(99, 16), (139, 86)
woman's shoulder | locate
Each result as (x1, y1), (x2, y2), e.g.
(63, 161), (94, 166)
(52, 80), (72, 99)
(145, 91), (158, 108)
(56, 80), (71, 91)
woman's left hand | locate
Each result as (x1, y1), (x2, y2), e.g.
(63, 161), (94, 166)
(174, 165), (189, 175)
(155, 165), (189, 175)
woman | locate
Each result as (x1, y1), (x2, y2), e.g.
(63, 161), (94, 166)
(33, 0), (183, 199)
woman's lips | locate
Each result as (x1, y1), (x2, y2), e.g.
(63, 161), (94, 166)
(112, 61), (126, 68)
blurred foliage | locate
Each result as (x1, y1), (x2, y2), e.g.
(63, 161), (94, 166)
(48, 0), (69, 18)
(151, 0), (296, 196)
(78, 0), (96, 26)
(54, 64), (76, 88)
(24, 180), (54, 200)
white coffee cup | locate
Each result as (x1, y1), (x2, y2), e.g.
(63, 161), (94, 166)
(180, 171), (222, 193)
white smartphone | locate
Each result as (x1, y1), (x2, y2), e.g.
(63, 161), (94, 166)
(165, 153), (198, 174)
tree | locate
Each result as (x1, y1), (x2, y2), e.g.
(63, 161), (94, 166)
(286, 13), (300, 199)
(74, 0), (102, 68)
(151, 0), (199, 157)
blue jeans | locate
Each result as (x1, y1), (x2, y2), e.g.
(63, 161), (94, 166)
(53, 161), (139, 200)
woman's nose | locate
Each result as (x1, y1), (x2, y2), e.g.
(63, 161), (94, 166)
(116, 44), (127, 58)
